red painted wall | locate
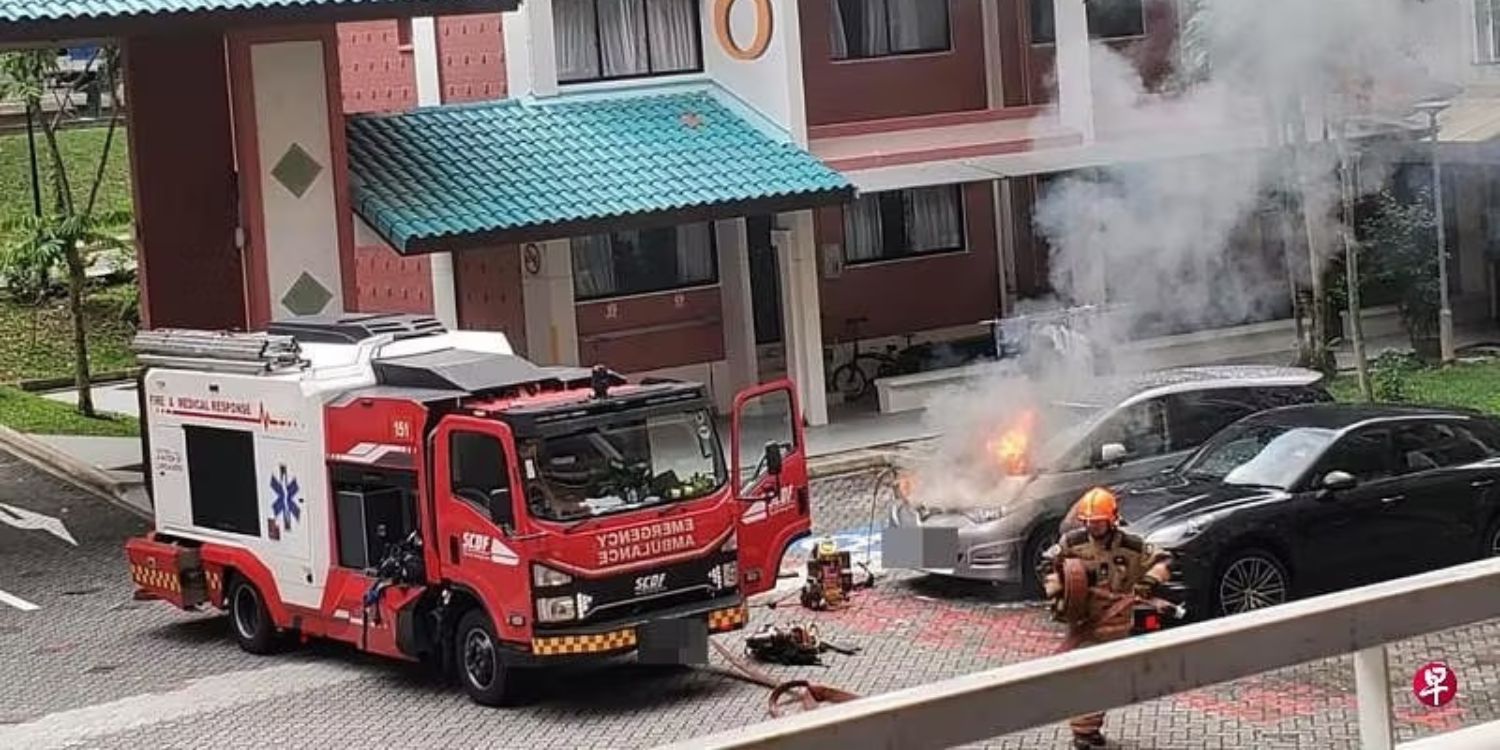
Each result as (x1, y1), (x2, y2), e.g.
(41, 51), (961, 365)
(353, 244), (435, 314)
(815, 183), (1001, 342)
(454, 246), (528, 355)
(800, 0), (988, 126)
(576, 288), (725, 373)
(337, 20), (417, 114)
(125, 33), (247, 331)
(438, 14), (506, 103)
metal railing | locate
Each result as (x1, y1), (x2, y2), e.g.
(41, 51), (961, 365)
(661, 557), (1500, 750)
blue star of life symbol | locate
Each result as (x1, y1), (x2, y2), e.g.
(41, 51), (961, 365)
(270, 464), (302, 531)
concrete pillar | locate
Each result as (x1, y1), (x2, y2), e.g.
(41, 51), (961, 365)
(982, 0), (1005, 110)
(411, 17), (459, 329)
(1353, 646), (1394, 750)
(1053, 0), (1095, 142)
(521, 239), (579, 366)
(773, 210), (828, 427)
(501, 0), (558, 98)
(994, 180), (1013, 318)
(717, 218), (760, 395)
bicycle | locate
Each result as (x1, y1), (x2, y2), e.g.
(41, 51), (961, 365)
(824, 318), (908, 403)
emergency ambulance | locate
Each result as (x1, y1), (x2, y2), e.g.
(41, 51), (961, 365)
(124, 313), (810, 705)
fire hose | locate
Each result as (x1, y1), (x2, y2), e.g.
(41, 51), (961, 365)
(1054, 557), (1184, 653)
(704, 638), (862, 718)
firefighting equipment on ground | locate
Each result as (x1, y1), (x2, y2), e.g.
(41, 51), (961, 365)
(704, 634), (862, 718)
(799, 536), (876, 610)
(743, 623), (862, 666)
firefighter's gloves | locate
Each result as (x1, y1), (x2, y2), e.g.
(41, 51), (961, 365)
(1135, 573), (1163, 598)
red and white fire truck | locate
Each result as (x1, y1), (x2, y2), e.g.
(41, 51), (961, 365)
(124, 313), (811, 705)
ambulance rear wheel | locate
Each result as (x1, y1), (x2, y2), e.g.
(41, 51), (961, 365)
(456, 609), (519, 707)
(228, 576), (277, 655)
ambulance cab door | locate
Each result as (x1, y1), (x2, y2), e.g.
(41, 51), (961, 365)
(732, 380), (812, 596)
(431, 416), (529, 640)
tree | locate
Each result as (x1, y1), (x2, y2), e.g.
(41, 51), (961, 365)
(1359, 189), (1440, 357)
(0, 48), (127, 417)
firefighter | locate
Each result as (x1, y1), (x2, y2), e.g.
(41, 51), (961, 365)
(1041, 487), (1171, 750)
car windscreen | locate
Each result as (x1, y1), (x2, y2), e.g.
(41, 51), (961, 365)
(1178, 422), (1338, 489)
(520, 408), (726, 522)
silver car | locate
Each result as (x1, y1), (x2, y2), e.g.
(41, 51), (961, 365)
(885, 366), (1332, 596)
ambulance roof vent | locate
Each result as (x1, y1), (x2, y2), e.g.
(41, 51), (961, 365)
(133, 329), (307, 375)
(267, 313), (447, 345)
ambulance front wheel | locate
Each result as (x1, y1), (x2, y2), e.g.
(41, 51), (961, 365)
(456, 609), (521, 707)
(228, 575), (277, 655)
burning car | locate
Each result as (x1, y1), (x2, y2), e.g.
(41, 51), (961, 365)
(884, 366), (1331, 596)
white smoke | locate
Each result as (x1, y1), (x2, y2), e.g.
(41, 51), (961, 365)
(901, 0), (1466, 511)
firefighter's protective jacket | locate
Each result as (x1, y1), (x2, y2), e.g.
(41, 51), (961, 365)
(1042, 528), (1171, 628)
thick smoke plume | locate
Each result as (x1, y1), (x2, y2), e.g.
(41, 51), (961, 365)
(902, 0), (1464, 511)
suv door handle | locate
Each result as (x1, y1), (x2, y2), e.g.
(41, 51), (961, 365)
(1379, 494), (1405, 505)
(1472, 479), (1496, 488)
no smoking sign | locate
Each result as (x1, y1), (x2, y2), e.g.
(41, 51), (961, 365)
(1412, 661), (1459, 708)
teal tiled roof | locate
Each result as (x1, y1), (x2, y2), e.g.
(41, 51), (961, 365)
(346, 90), (853, 253)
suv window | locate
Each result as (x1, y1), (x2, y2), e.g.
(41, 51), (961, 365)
(1394, 421), (1495, 472)
(1166, 388), (1260, 451)
(1313, 427), (1396, 485)
(1250, 384), (1334, 409)
(1090, 397), (1169, 463)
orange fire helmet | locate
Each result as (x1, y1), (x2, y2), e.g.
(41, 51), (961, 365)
(1073, 487), (1120, 524)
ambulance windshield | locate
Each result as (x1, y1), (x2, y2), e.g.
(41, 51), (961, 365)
(521, 408), (727, 522)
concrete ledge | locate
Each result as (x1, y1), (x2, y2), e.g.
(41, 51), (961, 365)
(1400, 720), (1500, 749)
(666, 556), (1500, 750)
(875, 361), (1019, 415)
(0, 424), (150, 519)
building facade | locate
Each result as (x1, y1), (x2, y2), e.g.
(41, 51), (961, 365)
(10, 0), (1500, 429)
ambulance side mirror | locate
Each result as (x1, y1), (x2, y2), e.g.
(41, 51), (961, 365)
(489, 488), (515, 533)
(764, 442), (784, 477)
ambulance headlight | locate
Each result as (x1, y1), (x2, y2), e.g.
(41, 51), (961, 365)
(536, 596), (578, 623)
(709, 560), (738, 590)
(532, 565), (573, 588)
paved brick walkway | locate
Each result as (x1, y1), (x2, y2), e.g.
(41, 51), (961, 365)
(0, 454), (1495, 749)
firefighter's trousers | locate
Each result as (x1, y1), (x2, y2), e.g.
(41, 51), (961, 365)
(1063, 593), (1134, 739)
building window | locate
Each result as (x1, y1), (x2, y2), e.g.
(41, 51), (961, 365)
(843, 186), (966, 264)
(1031, 0), (1146, 44)
(829, 0), (951, 60)
(1477, 0), (1500, 63)
(555, 0), (703, 83)
(571, 223), (718, 300)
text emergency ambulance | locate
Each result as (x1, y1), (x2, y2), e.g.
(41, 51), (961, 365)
(124, 313), (811, 705)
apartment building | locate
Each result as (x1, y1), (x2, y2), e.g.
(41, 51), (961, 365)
(333, 0), (1267, 425)
(20, 0), (1493, 429)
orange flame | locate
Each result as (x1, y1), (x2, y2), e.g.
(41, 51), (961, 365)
(986, 410), (1037, 476)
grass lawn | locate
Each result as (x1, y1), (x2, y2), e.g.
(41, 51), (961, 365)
(0, 125), (133, 239)
(1329, 359), (1500, 415)
(0, 288), (137, 384)
(0, 386), (137, 436)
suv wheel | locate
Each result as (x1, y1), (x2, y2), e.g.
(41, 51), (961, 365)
(1213, 548), (1290, 616)
(1022, 526), (1059, 600)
